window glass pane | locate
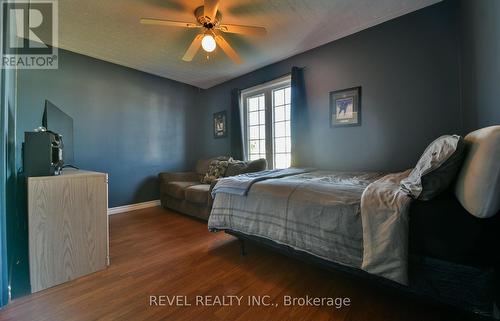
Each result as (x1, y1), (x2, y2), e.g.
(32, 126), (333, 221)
(259, 140), (266, 152)
(285, 105), (291, 121)
(248, 94), (265, 160)
(259, 96), (265, 110)
(272, 85), (292, 169)
(259, 125), (266, 139)
(249, 140), (258, 154)
(259, 110), (266, 124)
(274, 106), (285, 122)
(275, 121), (286, 137)
(249, 126), (259, 140)
(275, 137), (286, 153)
(248, 97), (259, 112)
(248, 111), (259, 126)
(274, 89), (284, 106)
(284, 87), (291, 104)
(275, 154), (290, 169)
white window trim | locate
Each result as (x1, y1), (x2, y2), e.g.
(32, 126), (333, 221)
(241, 74), (291, 168)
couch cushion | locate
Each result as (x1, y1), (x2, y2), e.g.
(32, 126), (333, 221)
(165, 181), (199, 200)
(185, 184), (210, 204)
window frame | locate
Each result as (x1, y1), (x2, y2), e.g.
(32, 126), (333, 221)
(241, 75), (291, 168)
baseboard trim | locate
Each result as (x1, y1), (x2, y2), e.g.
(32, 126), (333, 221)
(108, 200), (161, 215)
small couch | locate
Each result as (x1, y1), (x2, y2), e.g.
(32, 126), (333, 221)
(159, 157), (267, 220)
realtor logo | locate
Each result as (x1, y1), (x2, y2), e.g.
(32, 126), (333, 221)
(1, 0), (58, 69)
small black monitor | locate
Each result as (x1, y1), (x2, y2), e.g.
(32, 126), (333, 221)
(42, 100), (74, 165)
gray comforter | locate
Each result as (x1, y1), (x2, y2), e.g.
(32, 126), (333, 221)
(208, 169), (412, 285)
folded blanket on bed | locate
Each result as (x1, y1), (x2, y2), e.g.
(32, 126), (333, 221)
(211, 167), (312, 197)
(361, 169), (412, 285)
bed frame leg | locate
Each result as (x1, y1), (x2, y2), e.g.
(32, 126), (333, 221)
(239, 239), (247, 256)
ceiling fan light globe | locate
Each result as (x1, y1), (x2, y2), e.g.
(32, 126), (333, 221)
(201, 35), (216, 52)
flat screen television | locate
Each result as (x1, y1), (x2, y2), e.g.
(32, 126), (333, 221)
(42, 100), (74, 165)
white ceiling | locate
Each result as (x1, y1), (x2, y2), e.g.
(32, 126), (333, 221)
(57, 0), (441, 89)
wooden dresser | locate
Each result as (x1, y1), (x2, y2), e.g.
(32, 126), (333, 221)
(27, 169), (109, 293)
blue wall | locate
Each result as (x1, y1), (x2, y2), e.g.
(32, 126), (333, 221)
(11, 49), (200, 298)
(17, 49), (200, 207)
(459, 0), (500, 132)
(196, 1), (462, 172)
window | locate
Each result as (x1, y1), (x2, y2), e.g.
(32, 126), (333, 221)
(242, 76), (291, 169)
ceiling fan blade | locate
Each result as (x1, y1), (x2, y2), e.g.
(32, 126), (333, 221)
(218, 24), (267, 36)
(140, 18), (200, 29)
(204, 0), (220, 22)
(182, 34), (204, 62)
(214, 34), (242, 64)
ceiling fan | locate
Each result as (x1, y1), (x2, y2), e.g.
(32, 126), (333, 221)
(140, 0), (267, 64)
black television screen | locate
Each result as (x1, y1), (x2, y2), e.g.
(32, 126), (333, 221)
(42, 100), (74, 165)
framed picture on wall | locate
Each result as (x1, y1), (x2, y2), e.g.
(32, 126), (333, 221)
(213, 111), (227, 138)
(329, 86), (361, 127)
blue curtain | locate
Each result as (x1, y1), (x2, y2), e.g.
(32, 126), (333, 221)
(290, 67), (307, 167)
(230, 88), (245, 161)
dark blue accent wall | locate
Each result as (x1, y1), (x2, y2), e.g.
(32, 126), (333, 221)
(196, 1), (462, 172)
(459, 0), (500, 131)
(17, 49), (200, 207)
(10, 49), (200, 298)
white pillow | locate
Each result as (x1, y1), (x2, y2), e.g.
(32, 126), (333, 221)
(454, 126), (500, 218)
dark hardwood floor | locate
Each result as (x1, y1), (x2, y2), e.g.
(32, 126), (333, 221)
(0, 207), (483, 321)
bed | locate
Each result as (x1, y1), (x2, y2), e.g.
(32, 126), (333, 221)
(207, 126), (500, 318)
(210, 170), (384, 268)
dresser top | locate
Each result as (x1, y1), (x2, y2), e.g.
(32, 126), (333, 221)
(27, 169), (107, 181)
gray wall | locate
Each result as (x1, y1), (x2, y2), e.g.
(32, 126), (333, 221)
(459, 0), (500, 132)
(196, 1), (462, 172)
(17, 49), (200, 207)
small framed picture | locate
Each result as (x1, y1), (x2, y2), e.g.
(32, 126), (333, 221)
(213, 111), (227, 138)
(329, 87), (361, 127)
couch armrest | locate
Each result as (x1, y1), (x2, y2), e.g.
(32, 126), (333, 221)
(158, 171), (199, 183)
